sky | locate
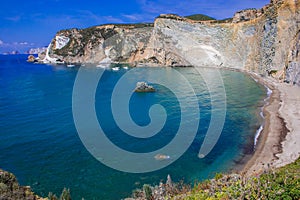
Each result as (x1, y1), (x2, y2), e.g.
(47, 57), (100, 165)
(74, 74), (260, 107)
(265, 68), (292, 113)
(0, 0), (269, 53)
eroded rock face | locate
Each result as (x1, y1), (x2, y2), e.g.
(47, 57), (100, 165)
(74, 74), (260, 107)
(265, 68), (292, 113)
(44, 24), (153, 64)
(44, 0), (300, 85)
(55, 35), (70, 50)
(0, 169), (44, 200)
(286, 31), (300, 86)
(233, 9), (262, 23)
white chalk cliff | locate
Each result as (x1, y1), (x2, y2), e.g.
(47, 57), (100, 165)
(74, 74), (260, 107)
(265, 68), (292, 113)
(43, 0), (300, 85)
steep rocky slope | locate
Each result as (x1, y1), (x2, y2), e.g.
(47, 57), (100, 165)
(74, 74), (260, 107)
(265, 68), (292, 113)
(42, 0), (299, 85)
(0, 169), (44, 200)
(44, 24), (153, 64)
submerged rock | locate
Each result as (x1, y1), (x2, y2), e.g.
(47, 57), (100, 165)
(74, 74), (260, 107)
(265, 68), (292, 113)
(134, 82), (155, 92)
(154, 154), (170, 160)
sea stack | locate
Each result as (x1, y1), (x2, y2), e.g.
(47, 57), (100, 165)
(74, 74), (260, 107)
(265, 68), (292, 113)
(134, 82), (155, 92)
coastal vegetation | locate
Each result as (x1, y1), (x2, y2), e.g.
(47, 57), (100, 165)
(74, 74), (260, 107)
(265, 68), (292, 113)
(1, 157), (299, 199)
(128, 157), (300, 199)
(183, 157), (300, 200)
(184, 14), (216, 21)
(0, 168), (71, 200)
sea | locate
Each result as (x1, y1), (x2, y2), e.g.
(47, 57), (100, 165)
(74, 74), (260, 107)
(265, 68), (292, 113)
(0, 55), (266, 199)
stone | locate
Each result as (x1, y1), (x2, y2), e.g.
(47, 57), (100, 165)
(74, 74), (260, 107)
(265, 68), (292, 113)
(134, 82), (155, 92)
(154, 154), (170, 160)
(232, 8), (259, 23)
(42, 0), (300, 85)
(166, 174), (173, 186)
(0, 168), (45, 200)
(27, 55), (36, 62)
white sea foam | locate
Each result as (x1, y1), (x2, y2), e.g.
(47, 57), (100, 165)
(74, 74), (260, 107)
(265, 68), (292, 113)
(112, 67), (120, 71)
(253, 85), (273, 150)
(96, 64), (107, 69)
(254, 125), (263, 148)
(266, 86), (272, 96)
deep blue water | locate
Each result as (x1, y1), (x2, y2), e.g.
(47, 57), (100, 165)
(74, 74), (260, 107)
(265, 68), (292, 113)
(0, 55), (266, 199)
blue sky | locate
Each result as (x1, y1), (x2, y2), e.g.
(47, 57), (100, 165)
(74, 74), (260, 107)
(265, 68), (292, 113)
(0, 0), (269, 53)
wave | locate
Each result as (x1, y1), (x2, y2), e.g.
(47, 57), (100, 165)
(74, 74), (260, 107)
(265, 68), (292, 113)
(254, 84), (272, 149)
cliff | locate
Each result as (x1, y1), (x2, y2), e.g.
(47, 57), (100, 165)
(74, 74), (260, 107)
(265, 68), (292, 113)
(43, 0), (300, 85)
(0, 169), (45, 200)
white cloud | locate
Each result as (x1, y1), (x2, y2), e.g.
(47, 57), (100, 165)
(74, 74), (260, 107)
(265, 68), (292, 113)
(121, 13), (156, 23)
(103, 16), (124, 23)
(19, 42), (29, 45)
(122, 14), (140, 21)
(5, 15), (21, 22)
(0, 41), (33, 47)
(76, 10), (103, 24)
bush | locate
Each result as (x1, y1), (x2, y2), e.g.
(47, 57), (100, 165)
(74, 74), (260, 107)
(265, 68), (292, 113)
(185, 14), (216, 21)
(182, 157), (300, 199)
(60, 188), (71, 200)
(143, 184), (153, 200)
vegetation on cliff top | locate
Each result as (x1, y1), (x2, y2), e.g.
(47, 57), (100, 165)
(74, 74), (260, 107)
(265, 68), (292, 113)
(182, 157), (300, 200)
(0, 169), (39, 200)
(1, 157), (299, 199)
(185, 14), (216, 21)
(128, 157), (300, 199)
(0, 169), (71, 200)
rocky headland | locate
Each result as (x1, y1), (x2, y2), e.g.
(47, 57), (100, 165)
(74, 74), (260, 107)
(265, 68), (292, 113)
(0, 169), (45, 200)
(41, 0), (299, 85)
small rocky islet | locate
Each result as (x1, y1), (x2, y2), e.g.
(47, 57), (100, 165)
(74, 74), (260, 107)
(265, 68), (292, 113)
(134, 82), (156, 93)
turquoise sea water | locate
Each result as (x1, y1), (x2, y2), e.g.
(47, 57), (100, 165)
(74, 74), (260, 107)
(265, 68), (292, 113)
(0, 55), (266, 199)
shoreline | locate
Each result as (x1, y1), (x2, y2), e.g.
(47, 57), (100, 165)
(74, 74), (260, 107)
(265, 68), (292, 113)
(242, 73), (300, 176)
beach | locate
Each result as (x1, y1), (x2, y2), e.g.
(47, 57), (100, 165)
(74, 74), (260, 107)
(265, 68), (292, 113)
(243, 74), (300, 175)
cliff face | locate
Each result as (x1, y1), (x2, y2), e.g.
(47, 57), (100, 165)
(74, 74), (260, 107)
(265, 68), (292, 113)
(45, 24), (153, 64)
(43, 0), (300, 85)
(0, 169), (44, 200)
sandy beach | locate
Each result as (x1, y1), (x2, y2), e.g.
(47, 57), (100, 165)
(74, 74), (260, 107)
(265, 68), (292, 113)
(243, 74), (300, 175)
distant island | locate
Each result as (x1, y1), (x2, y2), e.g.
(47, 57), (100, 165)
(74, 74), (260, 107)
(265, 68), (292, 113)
(1, 50), (21, 55)
(26, 47), (48, 55)
(1, 47), (48, 55)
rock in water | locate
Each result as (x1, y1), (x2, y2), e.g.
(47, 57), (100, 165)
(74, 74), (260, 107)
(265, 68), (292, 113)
(154, 154), (170, 160)
(134, 82), (155, 92)
(0, 169), (44, 199)
(27, 55), (36, 62)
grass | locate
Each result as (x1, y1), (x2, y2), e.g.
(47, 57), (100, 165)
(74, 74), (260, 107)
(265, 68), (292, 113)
(185, 14), (216, 21)
(126, 157), (300, 199)
(181, 157), (300, 200)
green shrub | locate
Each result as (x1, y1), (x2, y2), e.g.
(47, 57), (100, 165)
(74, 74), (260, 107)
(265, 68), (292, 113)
(185, 14), (216, 21)
(59, 188), (71, 200)
(143, 184), (153, 200)
(214, 173), (223, 180)
(181, 157), (300, 200)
